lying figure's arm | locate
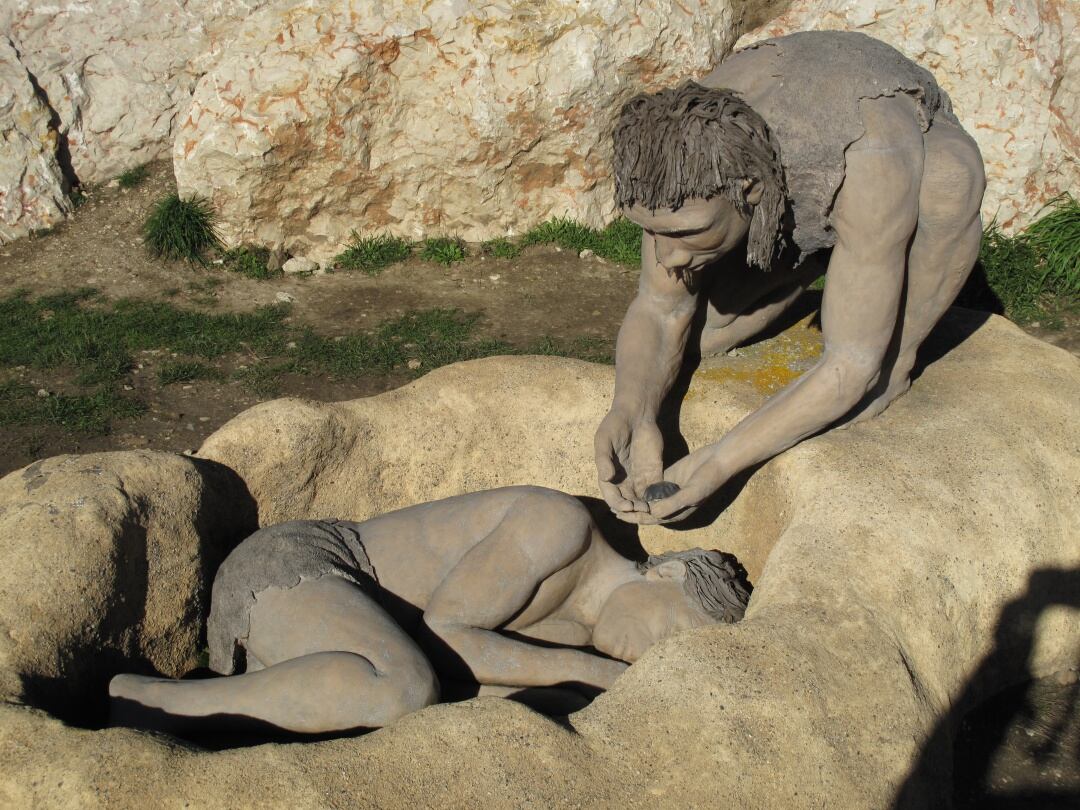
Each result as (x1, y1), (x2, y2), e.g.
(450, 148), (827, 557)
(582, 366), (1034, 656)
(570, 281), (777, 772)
(420, 492), (627, 691)
(595, 233), (701, 511)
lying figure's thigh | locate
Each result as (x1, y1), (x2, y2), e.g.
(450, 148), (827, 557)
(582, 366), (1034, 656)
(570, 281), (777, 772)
(247, 575), (433, 682)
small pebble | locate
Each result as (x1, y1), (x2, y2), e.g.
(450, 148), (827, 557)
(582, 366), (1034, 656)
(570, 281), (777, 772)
(36, 389), (49, 398)
(275, 291), (295, 303)
(407, 359), (422, 370)
(579, 249), (595, 260)
(643, 481), (681, 502)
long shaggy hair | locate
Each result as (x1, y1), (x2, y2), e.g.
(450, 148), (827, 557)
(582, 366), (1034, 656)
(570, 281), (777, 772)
(643, 548), (752, 624)
(613, 80), (787, 271)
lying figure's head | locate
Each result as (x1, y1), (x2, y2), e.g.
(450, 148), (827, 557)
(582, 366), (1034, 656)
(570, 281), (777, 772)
(612, 80), (786, 272)
(592, 548), (751, 662)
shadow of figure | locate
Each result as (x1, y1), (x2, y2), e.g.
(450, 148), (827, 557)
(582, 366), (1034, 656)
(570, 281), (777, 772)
(894, 567), (1080, 810)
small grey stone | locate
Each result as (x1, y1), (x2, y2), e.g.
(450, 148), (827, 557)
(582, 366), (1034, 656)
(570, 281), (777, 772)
(579, 248), (595, 260)
(282, 257), (317, 275)
(643, 481), (681, 502)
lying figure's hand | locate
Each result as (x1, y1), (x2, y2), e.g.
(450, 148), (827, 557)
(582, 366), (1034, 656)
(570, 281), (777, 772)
(613, 445), (727, 525)
(594, 409), (665, 512)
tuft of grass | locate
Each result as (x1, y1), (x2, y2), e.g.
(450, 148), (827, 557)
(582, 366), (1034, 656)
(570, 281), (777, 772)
(222, 245), (278, 280)
(117, 164), (150, 189)
(480, 237), (523, 260)
(974, 224), (1046, 323)
(157, 361), (224, 386)
(1025, 193), (1080, 297)
(522, 217), (642, 265)
(334, 232), (412, 275)
(143, 194), (222, 264)
(419, 237), (467, 266)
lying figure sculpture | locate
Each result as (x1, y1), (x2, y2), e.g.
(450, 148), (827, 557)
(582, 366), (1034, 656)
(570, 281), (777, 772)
(110, 486), (749, 736)
(595, 30), (986, 524)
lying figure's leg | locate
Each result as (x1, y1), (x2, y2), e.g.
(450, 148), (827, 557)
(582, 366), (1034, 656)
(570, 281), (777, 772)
(110, 576), (438, 735)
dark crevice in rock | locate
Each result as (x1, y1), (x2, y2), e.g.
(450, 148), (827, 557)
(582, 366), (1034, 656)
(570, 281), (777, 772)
(6, 37), (80, 192)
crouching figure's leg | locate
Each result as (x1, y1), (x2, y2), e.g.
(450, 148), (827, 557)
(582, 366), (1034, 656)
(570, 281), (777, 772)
(110, 576), (439, 735)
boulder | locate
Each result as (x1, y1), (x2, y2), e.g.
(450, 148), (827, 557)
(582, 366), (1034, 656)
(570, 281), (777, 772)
(172, 0), (759, 263)
(0, 37), (71, 244)
(737, 0), (1080, 232)
(0, 452), (255, 721)
(1, 0), (273, 184)
(0, 310), (1078, 807)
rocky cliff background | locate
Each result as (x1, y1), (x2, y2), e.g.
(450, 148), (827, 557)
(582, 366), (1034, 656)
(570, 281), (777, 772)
(1, 0), (1076, 257)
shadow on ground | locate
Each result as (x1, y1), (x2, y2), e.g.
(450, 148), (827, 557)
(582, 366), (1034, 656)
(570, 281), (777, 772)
(894, 567), (1080, 809)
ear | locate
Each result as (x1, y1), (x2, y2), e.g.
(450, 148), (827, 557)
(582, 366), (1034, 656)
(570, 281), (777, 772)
(645, 559), (688, 582)
(742, 177), (764, 207)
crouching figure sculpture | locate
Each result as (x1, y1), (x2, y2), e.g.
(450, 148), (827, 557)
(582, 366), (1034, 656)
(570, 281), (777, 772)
(110, 486), (749, 735)
(595, 31), (987, 524)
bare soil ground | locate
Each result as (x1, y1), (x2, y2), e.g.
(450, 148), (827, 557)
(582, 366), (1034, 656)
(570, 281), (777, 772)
(0, 162), (635, 471)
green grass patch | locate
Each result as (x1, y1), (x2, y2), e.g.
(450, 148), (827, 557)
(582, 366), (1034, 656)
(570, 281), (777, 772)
(144, 194), (222, 264)
(221, 245), (278, 280)
(522, 217), (642, 266)
(0, 381), (145, 435)
(480, 237), (523, 259)
(0, 289), (289, 385)
(334, 232), (412, 274)
(157, 361), (224, 386)
(0, 289), (616, 431)
(1025, 194), (1080, 298)
(419, 237), (467, 266)
(975, 224), (1047, 323)
(117, 164), (150, 189)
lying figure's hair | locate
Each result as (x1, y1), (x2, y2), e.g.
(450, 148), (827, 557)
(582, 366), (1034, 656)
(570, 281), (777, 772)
(612, 80), (787, 271)
(643, 548), (752, 623)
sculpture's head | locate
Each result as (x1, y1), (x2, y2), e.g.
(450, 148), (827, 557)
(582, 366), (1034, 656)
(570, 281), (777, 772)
(612, 80), (786, 272)
(592, 548), (751, 662)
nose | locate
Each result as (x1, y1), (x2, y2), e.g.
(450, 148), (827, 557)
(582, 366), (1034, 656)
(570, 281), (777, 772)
(654, 238), (692, 272)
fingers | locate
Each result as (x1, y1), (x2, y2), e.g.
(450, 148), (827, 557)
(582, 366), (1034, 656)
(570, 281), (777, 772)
(599, 478), (634, 512)
(647, 486), (702, 520)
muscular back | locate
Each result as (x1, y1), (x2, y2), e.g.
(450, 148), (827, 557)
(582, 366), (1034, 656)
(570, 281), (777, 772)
(702, 30), (957, 264)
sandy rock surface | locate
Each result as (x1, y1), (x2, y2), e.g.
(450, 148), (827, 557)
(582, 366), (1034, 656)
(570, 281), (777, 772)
(737, 0), (1080, 232)
(1, 0), (271, 184)
(0, 310), (1077, 807)
(0, 38), (71, 244)
(173, 0), (754, 262)
(0, 451), (254, 720)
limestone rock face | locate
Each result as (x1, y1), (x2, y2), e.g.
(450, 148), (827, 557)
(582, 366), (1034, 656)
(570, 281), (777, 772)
(1, 311), (1078, 807)
(0, 38), (71, 244)
(1, 0), (271, 184)
(737, 0), (1080, 232)
(0, 452), (255, 719)
(172, 0), (748, 263)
